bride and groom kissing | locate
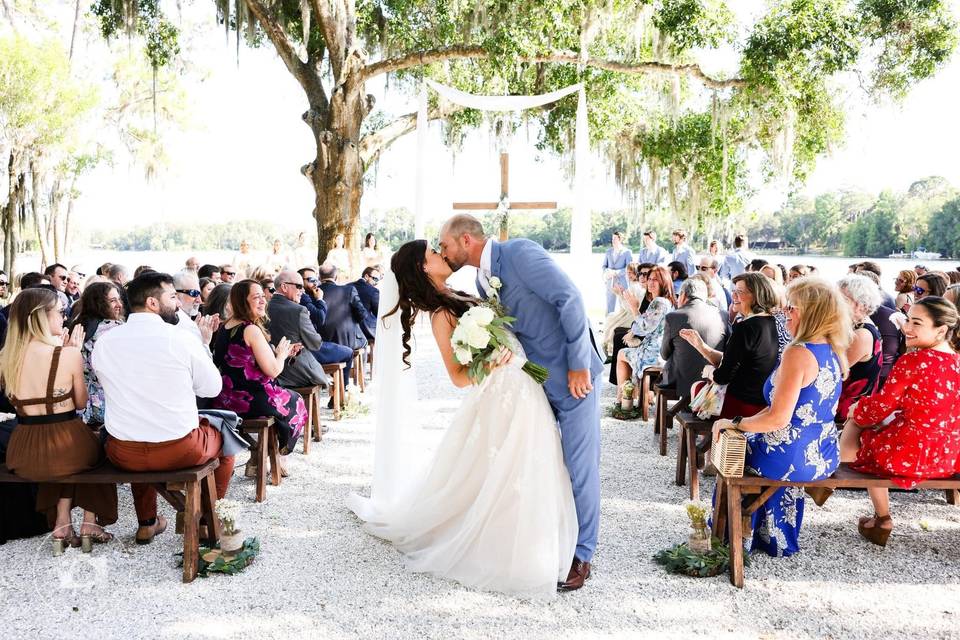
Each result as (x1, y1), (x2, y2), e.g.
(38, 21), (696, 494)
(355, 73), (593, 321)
(348, 213), (604, 599)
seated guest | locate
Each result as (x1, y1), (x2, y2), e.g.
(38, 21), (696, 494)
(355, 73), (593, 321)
(44, 263), (69, 294)
(133, 265), (154, 278)
(199, 277), (216, 305)
(682, 273), (780, 418)
(197, 264), (221, 283)
(0, 272), (49, 346)
(352, 266), (381, 336)
(787, 264), (810, 283)
(107, 264), (129, 287)
(748, 258), (769, 273)
(267, 271), (331, 390)
(667, 261), (687, 295)
(854, 261), (896, 310)
(916, 272), (948, 300)
(96, 263), (112, 276)
(65, 270), (83, 303)
(93, 272), (230, 544)
(836, 275), (882, 421)
(840, 297), (960, 546)
(712, 277), (849, 557)
(660, 278), (728, 400)
(219, 265), (238, 284)
(894, 269), (916, 311)
(615, 265), (675, 403)
(204, 283), (233, 324)
(298, 267), (355, 385)
(861, 270), (902, 388)
(695, 257), (728, 310)
(603, 263), (642, 356)
(3, 289), (118, 548)
(173, 270), (220, 349)
(68, 282), (125, 426)
(0, 270), (8, 306)
(317, 264), (375, 350)
(211, 280), (307, 471)
(185, 257), (199, 272)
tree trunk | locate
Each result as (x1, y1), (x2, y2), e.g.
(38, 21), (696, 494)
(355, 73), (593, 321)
(305, 65), (366, 271)
(29, 159), (50, 271)
(3, 151), (22, 280)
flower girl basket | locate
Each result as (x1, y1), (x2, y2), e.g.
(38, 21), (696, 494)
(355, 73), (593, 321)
(712, 428), (747, 478)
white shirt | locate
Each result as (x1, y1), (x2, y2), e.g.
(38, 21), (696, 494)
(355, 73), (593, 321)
(92, 313), (222, 443)
(478, 239), (496, 295)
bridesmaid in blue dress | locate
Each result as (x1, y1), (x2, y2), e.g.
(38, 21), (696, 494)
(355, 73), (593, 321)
(712, 277), (849, 557)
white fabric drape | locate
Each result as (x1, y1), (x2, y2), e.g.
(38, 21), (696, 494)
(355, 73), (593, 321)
(413, 79), (591, 261)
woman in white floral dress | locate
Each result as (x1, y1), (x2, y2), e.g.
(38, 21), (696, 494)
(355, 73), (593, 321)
(712, 278), (851, 557)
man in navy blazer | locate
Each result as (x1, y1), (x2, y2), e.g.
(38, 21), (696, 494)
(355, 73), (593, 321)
(316, 264), (375, 349)
(352, 266), (381, 337)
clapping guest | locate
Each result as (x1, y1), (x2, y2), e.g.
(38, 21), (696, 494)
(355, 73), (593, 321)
(267, 271), (331, 390)
(173, 271), (220, 349)
(660, 278), (728, 400)
(682, 273), (781, 419)
(94, 272), (229, 544)
(836, 275), (883, 422)
(68, 282), (125, 426)
(204, 283), (233, 324)
(352, 266), (381, 337)
(199, 277), (215, 306)
(840, 297), (960, 546)
(615, 266), (675, 403)
(712, 277), (850, 557)
(211, 280), (307, 471)
(3, 289), (118, 549)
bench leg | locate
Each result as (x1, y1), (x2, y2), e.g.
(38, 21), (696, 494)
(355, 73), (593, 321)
(659, 398), (669, 456)
(332, 370), (343, 420)
(255, 428), (268, 503)
(200, 474), (221, 546)
(181, 480), (201, 584)
(641, 376), (651, 423)
(357, 352), (366, 393)
(688, 427), (700, 501)
(314, 393), (323, 441)
(726, 481), (745, 588)
(268, 425), (281, 487)
(947, 489), (959, 506)
(303, 392), (313, 455)
(675, 424), (688, 486)
(711, 478), (727, 543)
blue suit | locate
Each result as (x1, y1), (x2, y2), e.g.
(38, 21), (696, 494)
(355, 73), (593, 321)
(484, 239), (605, 562)
(602, 247), (633, 313)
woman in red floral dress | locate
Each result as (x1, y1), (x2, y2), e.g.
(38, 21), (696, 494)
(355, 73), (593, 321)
(840, 297), (960, 546)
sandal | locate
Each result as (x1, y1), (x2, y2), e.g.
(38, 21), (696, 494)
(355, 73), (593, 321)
(857, 513), (893, 547)
(51, 525), (80, 556)
(135, 515), (168, 546)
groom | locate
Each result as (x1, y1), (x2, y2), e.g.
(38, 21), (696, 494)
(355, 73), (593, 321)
(439, 214), (604, 591)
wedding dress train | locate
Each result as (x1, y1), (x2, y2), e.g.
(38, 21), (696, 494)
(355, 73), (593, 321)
(349, 356), (578, 599)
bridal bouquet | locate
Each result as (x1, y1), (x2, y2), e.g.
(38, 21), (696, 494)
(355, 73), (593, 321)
(451, 278), (549, 385)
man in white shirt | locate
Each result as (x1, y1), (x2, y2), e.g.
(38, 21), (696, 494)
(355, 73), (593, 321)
(94, 272), (230, 545)
(173, 270), (219, 348)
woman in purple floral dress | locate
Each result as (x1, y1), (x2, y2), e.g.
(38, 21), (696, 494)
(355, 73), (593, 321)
(212, 280), (307, 469)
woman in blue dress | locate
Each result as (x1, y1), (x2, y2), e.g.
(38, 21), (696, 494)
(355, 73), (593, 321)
(713, 277), (851, 556)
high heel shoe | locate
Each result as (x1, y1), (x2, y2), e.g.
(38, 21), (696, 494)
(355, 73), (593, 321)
(80, 530), (114, 553)
(51, 526), (80, 557)
(858, 513), (893, 547)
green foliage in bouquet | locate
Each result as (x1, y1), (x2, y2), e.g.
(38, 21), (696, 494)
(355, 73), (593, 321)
(452, 304), (549, 386)
(653, 538), (747, 578)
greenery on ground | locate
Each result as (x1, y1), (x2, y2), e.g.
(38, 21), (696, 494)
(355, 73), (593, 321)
(653, 538), (740, 578)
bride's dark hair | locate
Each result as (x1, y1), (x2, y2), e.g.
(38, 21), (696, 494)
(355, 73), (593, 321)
(385, 240), (475, 367)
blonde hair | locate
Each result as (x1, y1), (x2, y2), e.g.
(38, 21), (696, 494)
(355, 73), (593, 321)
(0, 288), (61, 397)
(786, 277), (853, 377)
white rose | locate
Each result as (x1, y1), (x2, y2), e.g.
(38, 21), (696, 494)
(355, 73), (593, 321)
(465, 323), (491, 350)
(488, 276), (502, 290)
(454, 347), (473, 365)
(469, 306), (495, 327)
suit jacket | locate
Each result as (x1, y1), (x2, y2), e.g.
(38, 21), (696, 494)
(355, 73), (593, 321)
(487, 239), (604, 413)
(266, 295), (330, 389)
(352, 278), (379, 335)
(318, 281), (375, 349)
(299, 292), (328, 333)
(660, 299), (728, 399)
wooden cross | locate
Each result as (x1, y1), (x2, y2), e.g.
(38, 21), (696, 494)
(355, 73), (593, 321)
(452, 152), (557, 241)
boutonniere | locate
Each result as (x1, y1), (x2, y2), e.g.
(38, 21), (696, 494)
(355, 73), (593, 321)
(488, 276), (502, 293)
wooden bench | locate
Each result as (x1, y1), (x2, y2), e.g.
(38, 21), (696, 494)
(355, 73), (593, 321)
(351, 349), (366, 393)
(238, 417), (279, 503)
(0, 460), (220, 584)
(639, 366), (662, 422)
(674, 409), (714, 501)
(653, 386), (681, 456)
(321, 362), (346, 420)
(291, 385), (324, 453)
(712, 463), (960, 588)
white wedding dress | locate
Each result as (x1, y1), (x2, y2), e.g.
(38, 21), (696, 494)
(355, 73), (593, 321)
(349, 343), (578, 599)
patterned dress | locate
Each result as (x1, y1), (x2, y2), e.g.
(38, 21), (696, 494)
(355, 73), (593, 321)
(623, 296), (672, 382)
(835, 322), (882, 422)
(851, 349), (960, 488)
(743, 342), (843, 557)
(211, 322), (307, 453)
(80, 319), (123, 425)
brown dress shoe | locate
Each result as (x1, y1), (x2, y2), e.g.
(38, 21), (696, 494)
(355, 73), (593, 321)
(558, 558), (591, 592)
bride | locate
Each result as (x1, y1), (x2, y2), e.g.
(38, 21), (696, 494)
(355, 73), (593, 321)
(348, 239), (577, 599)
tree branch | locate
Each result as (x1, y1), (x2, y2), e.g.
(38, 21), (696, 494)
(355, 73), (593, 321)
(245, 0), (328, 106)
(358, 104), (464, 167)
(310, 0), (344, 80)
(362, 46), (746, 90)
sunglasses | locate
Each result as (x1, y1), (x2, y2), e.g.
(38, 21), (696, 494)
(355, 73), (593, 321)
(784, 304), (801, 313)
(695, 265), (713, 271)
(0, 280), (7, 286)
(222, 271), (236, 277)
(76, 272), (86, 278)
(177, 289), (202, 298)
(305, 277), (319, 284)
(639, 272), (651, 278)
(267, 287), (276, 294)
(281, 282), (305, 290)
(914, 286), (927, 295)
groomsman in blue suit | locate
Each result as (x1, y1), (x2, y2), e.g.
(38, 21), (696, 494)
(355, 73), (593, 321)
(602, 232), (633, 314)
(439, 214), (604, 592)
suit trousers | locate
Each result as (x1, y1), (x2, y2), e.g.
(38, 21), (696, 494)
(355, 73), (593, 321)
(105, 420), (235, 523)
(553, 372), (603, 563)
(311, 342), (355, 383)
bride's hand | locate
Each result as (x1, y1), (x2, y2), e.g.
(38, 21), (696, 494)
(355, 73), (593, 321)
(486, 345), (513, 372)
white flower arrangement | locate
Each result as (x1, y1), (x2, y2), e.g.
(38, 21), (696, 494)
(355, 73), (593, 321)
(216, 499), (242, 535)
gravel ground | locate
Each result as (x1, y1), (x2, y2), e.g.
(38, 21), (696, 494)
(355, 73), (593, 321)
(3, 322), (960, 640)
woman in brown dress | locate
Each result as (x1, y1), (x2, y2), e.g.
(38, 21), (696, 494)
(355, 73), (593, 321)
(2, 289), (117, 553)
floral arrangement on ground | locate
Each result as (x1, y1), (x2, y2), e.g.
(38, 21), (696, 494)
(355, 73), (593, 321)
(178, 537), (260, 577)
(608, 403), (642, 420)
(653, 538), (745, 578)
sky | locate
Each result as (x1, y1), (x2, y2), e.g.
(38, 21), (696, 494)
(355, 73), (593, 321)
(72, 0), (960, 232)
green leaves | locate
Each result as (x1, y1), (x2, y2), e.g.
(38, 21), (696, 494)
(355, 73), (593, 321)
(92, 0), (180, 70)
(653, 538), (740, 578)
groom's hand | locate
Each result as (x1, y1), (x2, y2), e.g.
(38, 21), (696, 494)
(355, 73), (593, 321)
(568, 369), (593, 400)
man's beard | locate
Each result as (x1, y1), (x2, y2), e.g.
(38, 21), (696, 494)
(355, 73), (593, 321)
(160, 307), (180, 325)
(444, 251), (467, 272)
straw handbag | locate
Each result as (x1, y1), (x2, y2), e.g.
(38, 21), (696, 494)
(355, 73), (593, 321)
(712, 428), (747, 477)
